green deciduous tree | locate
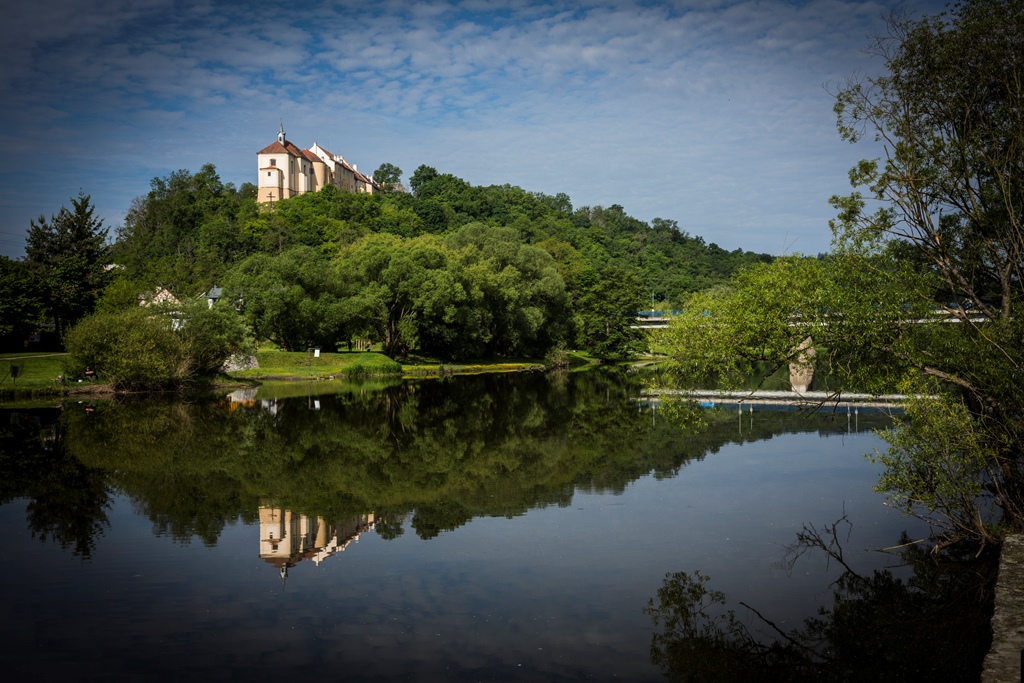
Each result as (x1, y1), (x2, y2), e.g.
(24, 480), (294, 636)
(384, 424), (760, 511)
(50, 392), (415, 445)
(64, 308), (187, 389)
(333, 228), (570, 360)
(409, 165), (439, 197)
(664, 0), (1024, 549)
(830, 0), (1024, 546)
(179, 303), (255, 376)
(443, 224), (569, 358)
(223, 246), (347, 352)
(335, 233), (460, 358)
(575, 265), (647, 360)
(832, 0), (1024, 324)
(115, 164), (257, 292)
(373, 162), (404, 193)
(94, 277), (148, 313)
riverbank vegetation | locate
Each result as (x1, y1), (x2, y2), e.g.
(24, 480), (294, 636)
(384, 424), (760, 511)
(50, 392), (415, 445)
(3, 135), (771, 386)
(62, 303), (253, 391)
(661, 0), (1024, 551)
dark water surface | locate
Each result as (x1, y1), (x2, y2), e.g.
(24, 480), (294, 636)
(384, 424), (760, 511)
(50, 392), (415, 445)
(0, 370), (992, 682)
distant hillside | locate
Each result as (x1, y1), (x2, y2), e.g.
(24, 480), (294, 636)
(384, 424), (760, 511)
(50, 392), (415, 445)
(114, 163), (771, 301)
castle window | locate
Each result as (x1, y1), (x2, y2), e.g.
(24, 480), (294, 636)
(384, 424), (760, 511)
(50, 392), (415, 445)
(270, 159), (276, 167)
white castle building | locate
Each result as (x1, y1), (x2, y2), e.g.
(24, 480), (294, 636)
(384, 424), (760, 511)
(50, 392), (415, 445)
(257, 123), (378, 204)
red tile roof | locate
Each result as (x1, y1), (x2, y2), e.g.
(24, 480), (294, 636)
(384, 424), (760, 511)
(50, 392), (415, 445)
(257, 140), (306, 157)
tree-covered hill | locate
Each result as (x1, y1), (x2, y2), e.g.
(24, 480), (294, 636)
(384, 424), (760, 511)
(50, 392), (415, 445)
(113, 162), (771, 304)
(10, 163), (772, 362)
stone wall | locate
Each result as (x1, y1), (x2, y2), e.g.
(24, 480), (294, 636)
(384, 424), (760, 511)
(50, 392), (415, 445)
(983, 534), (1024, 682)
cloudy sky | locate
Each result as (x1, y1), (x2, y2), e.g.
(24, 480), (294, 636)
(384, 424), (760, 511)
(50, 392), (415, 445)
(0, 0), (948, 259)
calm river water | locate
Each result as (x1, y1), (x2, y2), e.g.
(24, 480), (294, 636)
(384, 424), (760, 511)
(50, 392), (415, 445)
(0, 370), (992, 682)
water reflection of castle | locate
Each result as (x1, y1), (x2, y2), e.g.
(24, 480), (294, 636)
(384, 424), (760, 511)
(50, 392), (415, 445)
(227, 388), (281, 415)
(259, 506), (375, 583)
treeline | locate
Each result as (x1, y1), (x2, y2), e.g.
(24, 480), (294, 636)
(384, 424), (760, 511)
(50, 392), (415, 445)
(3, 162), (771, 364)
(113, 163), (769, 358)
(114, 163), (770, 299)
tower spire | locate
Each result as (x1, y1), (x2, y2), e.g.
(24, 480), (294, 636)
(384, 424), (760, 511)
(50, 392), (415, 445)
(277, 119), (286, 145)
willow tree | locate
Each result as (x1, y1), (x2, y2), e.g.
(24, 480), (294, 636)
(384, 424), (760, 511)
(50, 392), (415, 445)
(832, 0), (1024, 547)
(664, 0), (1024, 549)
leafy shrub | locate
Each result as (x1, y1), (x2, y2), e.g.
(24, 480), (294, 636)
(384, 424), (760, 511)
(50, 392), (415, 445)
(544, 344), (570, 369)
(343, 354), (403, 377)
(64, 304), (253, 390)
(179, 303), (255, 376)
(64, 308), (186, 389)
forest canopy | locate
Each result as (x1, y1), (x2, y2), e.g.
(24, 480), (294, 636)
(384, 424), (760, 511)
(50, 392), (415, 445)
(90, 162), (771, 360)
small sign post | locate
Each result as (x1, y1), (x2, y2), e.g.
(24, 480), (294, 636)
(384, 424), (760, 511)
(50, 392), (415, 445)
(8, 362), (23, 400)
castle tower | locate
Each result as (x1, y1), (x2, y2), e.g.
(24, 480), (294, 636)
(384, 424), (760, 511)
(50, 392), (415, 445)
(257, 121), (313, 203)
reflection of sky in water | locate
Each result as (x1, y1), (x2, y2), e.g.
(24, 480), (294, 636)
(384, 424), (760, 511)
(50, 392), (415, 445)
(0, 427), (926, 682)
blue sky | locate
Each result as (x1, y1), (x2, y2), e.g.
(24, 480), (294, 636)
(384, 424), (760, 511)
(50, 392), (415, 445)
(0, 0), (948, 259)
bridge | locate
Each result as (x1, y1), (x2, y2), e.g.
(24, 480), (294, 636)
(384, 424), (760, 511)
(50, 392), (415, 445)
(633, 309), (990, 330)
(635, 391), (908, 436)
(632, 310), (681, 329)
(642, 388), (913, 408)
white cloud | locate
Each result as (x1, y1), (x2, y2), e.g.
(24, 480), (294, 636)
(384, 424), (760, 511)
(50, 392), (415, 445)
(0, 0), (949, 258)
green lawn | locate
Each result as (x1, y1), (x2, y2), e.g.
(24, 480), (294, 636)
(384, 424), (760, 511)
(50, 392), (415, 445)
(0, 353), (71, 388)
(0, 352), (97, 398)
(0, 347), (596, 398)
(232, 348), (560, 380)
(227, 349), (402, 379)
(400, 355), (546, 375)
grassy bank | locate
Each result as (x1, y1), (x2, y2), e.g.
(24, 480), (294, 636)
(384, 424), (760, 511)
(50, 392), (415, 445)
(228, 348), (607, 380)
(399, 349), (605, 376)
(228, 349), (403, 380)
(229, 347), (605, 380)
(0, 353), (102, 399)
(1, 353), (67, 385)
(1, 346), (600, 401)
(401, 354), (545, 376)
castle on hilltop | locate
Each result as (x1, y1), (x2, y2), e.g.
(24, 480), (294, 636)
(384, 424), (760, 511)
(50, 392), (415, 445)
(257, 122), (379, 204)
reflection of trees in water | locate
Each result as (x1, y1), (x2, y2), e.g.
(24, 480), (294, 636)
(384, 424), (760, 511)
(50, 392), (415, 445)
(6, 369), (890, 552)
(644, 519), (996, 682)
(0, 408), (111, 560)
(24, 463), (110, 560)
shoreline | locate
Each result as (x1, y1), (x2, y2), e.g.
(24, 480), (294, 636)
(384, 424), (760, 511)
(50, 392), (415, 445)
(0, 361), (557, 404)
